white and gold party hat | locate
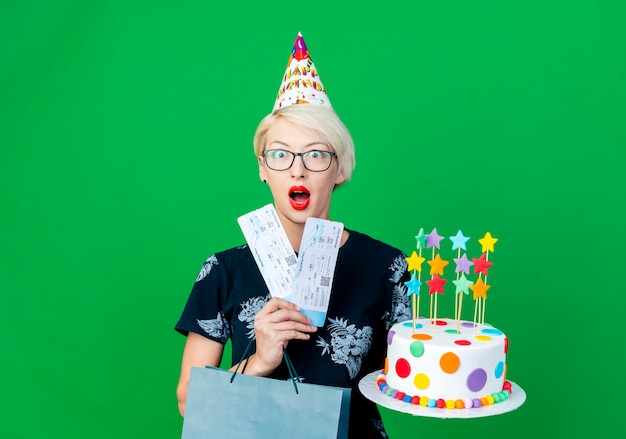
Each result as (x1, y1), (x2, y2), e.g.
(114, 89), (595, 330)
(273, 33), (331, 110)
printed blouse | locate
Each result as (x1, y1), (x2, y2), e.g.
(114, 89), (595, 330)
(176, 229), (411, 438)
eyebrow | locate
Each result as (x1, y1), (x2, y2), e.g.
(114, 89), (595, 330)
(267, 140), (328, 149)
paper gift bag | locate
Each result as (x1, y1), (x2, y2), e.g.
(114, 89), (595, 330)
(181, 365), (351, 439)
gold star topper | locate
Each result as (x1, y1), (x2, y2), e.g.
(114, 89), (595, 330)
(405, 251), (425, 272)
(478, 232), (498, 253)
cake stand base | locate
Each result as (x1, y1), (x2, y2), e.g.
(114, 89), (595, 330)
(358, 370), (526, 419)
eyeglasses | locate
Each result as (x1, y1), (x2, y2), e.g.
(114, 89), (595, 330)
(262, 149), (336, 172)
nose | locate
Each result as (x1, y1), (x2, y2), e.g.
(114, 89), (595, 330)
(290, 153), (306, 177)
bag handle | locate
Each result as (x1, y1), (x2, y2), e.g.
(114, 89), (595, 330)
(230, 337), (300, 395)
(282, 346), (300, 395)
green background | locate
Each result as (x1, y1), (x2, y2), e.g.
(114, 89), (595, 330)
(2, 1), (624, 437)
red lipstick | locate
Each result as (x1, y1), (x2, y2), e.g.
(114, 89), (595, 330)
(288, 186), (310, 210)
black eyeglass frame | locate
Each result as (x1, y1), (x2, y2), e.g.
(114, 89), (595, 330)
(261, 149), (337, 172)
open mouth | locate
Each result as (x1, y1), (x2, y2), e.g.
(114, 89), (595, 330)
(289, 186), (310, 210)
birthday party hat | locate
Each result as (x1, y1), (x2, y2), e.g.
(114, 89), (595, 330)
(273, 32), (331, 110)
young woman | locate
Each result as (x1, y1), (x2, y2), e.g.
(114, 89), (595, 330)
(176, 34), (411, 438)
(175, 104), (411, 438)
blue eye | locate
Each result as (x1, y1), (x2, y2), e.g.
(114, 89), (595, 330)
(268, 149), (288, 159)
(307, 150), (329, 160)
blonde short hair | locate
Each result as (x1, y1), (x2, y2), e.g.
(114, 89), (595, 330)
(253, 105), (355, 183)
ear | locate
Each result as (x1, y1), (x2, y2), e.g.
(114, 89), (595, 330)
(258, 156), (268, 183)
(334, 170), (346, 186)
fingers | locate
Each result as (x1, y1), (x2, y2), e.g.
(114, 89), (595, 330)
(254, 297), (317, 346)
(246, 297), (319, 375)
(257, 297), (313, 326)
(258, 297), (301, 314)
(263, 308), (314, 327)
(256, 318), (317, 338)
(257, 296), (316, 336)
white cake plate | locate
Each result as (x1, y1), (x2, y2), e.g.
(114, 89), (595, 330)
(358, 370), (526, 419)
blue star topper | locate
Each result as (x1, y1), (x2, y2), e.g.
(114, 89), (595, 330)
(405, 273), (422, 296)
(450, 230), (470, 251)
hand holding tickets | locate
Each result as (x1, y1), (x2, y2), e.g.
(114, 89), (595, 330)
(238, 204), (343, 326)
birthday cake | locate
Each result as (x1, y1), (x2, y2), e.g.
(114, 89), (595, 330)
(377, 228), (513, 409)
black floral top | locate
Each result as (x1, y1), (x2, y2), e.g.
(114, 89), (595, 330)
(176, 230), (411, 438)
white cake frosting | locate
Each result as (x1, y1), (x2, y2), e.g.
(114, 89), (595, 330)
(381, 317), (509, 408)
